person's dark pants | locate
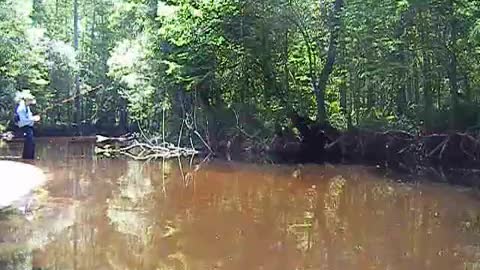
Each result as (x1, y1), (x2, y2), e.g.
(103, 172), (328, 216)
(21, 126), (35, 160)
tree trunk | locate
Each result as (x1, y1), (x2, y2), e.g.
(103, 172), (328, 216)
(260, 21), (277, 106)
(422, 52), (433, 131)
(240, 5), (247, 103)
(463, 72), (471, 101)
(148, 0), (158, 21)
(448, 11), (459, 129)
(73, 0), (81, 134)
(413, 64), (419, 106)
(315, 0), (344, 124)
(397, 80), (407, 116)
(435, 72), (441, 109)
(31, 0), (46, 26)
(353, 71), (360, 125)
(86, 0), (96, 125)
(394, 3), (413, 117)
(284, 28), (289, 99)
(340, 77), (350, 127)
(366, 77), (375, 112)
(418, 10), (433, 131)
(119, 97), (128, 133)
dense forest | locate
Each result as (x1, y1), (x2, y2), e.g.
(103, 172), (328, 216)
(1, 0), (480, 152)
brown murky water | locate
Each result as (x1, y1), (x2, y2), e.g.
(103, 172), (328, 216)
(1, 138), (480, 270)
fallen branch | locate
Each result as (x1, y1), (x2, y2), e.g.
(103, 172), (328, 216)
(42, 84), (104, 114)
(96, 144), (198, 160)
(96, 134), (135, 143)
(0, 155), (21, 160)
(0, 132), (14, 141)
(439, 137), (450, 159)
(95, 136), (199, 160)
(460, 135), (477, 160)
(427, 137), (449, 158)
(193, 130), (213, 153)
(184, 113), (213, 153)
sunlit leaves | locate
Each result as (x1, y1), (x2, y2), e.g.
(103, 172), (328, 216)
(396, 0), (410, 13)
(1, 0), (480, 133)
(157, 1), (179, 18)
(46, 40), (78, 71)
(108, 39), (145, 80)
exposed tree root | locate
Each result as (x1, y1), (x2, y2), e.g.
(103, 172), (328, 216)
(267, 128), (480, 169)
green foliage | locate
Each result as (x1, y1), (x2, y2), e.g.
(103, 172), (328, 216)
(1, 0), (480, 137)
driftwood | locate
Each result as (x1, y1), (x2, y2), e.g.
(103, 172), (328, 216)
(96, 108), (208, 161)
(0, 155), (21, 160)
(96, 134), (136, 144)
(95, 134), (199, 160)
(96, 136), (199, 160)
(0, 131), (14, 141)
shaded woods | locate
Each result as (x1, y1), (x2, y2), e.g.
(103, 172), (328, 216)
(1, 0), (480, 168)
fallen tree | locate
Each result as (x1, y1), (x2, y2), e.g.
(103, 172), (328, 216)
(95, 134), (199, 160)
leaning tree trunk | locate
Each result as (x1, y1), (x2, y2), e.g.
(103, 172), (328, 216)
(314, 0), (344, 124)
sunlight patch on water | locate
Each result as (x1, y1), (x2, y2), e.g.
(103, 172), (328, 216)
(0, 161), (47, 209)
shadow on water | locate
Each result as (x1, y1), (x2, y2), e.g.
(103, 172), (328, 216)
(1, 139), (480, 269)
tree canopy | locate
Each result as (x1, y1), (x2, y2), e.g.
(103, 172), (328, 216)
(1, 0), (480, 138)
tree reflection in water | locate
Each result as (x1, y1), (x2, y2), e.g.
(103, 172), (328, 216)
(1, 141), (480, 270)
(107, 161), (154, 243)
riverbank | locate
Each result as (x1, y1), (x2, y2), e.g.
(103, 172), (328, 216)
(211, 127), (480, 166)
(209, 126), (480, 187)
(3, 127), (480, 188)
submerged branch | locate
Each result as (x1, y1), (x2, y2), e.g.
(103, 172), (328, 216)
(96, 142), (198, 160)
(95, 135), (199, 160)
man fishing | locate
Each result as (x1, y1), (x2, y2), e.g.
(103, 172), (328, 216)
(15, 90), (41, 160)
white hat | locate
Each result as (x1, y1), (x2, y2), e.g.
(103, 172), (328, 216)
(15, 90), (36, 104)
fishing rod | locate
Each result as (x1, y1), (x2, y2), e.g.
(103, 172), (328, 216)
(39, 84), (104, 114)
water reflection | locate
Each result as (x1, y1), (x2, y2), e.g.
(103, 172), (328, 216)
(107, 161), (154, 243)
(0, 195), (76, 270)
(0, 141), (480, 269)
